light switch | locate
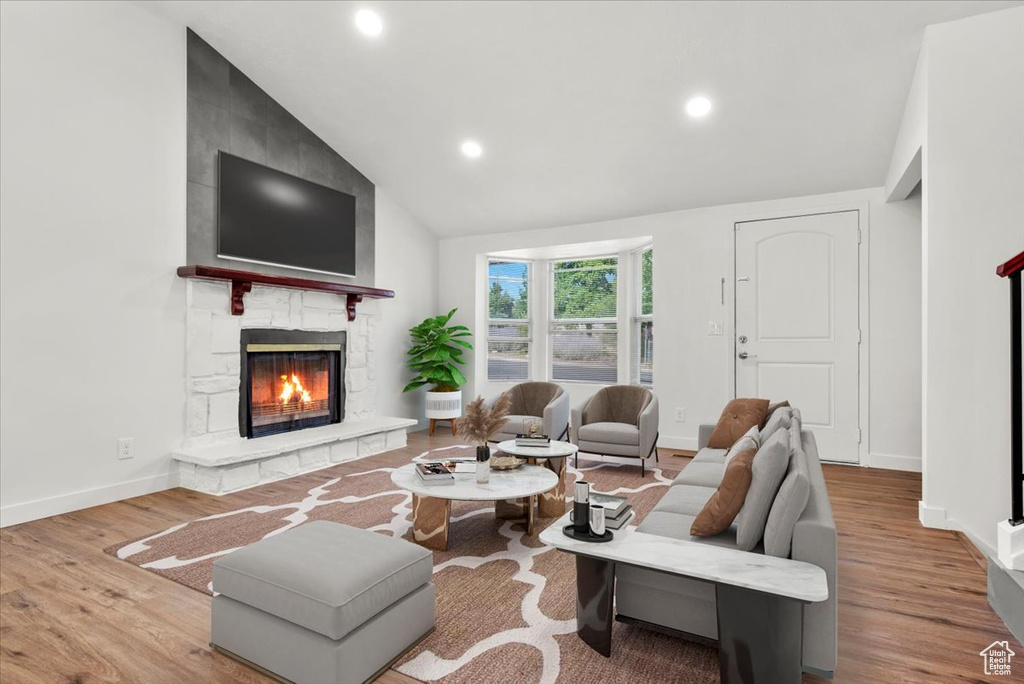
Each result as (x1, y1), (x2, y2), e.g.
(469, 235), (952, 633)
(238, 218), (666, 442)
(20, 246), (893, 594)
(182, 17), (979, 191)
(708, 321), (724, 336)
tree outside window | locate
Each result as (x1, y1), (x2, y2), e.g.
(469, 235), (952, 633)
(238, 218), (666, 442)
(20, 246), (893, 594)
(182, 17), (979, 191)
(487, 260), (530, 381)
(551, 258), (618, 383)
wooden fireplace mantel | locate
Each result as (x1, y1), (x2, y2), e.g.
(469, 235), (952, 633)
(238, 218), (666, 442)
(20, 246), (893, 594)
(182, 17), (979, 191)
(176, 265), (395, 320)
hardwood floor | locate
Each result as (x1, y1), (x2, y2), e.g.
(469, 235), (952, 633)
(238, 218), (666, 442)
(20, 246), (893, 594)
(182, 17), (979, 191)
(1, 431), (1018, 683)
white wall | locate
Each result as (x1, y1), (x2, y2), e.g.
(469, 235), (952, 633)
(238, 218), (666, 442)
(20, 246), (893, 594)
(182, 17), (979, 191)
(373, 189), (440, 430)
(869, 189), (923, 471)
(885, 42), (928, 202)
(0, 3), (441, 527)
(0, 1), (187, 526)
(914, 7), (1024, 552)
(439, 187), (923, 465)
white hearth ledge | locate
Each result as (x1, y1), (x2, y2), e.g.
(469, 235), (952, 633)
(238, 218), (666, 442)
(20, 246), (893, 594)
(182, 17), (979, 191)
(173, 417), (417, 495)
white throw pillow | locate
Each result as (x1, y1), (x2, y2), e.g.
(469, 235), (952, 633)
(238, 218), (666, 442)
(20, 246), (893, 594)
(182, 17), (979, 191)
(725, 425), (761, 465)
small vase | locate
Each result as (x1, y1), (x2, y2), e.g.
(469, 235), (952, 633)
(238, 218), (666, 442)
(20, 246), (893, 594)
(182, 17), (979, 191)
(476, 445), (491, 484)
(573, 481), (591, 535)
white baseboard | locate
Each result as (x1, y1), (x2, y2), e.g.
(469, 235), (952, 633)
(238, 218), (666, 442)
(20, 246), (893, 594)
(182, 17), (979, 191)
(0, 471), (177, 528)
(657, 435), (699, 451)
(919, 500), (956, 530)
(917, 501), (1003, 560)
(867, 452), (922, 472)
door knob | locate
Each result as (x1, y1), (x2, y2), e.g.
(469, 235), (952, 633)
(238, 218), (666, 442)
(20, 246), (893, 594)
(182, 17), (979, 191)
(738, 351), (749, 359)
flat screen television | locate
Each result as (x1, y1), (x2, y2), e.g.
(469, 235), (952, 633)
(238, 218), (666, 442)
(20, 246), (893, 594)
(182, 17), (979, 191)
(217, 151), (357, 277)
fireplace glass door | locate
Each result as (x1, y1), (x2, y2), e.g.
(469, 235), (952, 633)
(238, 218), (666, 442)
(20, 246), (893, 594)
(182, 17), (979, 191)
(246, 344), (341, 438)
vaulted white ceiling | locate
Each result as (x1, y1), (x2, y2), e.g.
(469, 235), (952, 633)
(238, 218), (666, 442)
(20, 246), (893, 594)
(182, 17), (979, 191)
(147, 0), (1020, 237)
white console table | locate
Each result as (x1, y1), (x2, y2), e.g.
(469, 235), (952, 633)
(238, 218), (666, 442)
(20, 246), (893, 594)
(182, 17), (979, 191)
(539, 513), (828, 683)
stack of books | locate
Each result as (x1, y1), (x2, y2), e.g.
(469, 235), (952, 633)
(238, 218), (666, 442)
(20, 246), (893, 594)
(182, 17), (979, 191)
(572, 492), (635, 530)
(514, 434), (550, 448)
(414, 462), (454, 485)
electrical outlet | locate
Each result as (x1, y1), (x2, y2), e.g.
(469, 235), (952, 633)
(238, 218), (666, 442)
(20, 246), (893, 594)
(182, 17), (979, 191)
(675, 407), (686, 422)
(117, 437), (135, 460)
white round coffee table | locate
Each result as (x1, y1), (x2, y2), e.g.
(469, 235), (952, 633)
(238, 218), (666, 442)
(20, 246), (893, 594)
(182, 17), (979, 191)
(496, 439), (579, 518)
(392, 463), (558, 551)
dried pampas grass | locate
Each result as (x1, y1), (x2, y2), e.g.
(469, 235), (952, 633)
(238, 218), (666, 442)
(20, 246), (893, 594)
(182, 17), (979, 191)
(458, 393), (511, 445)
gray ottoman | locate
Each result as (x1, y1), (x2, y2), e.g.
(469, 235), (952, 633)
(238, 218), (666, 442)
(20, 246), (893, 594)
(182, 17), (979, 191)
(211, 520), (435, 684)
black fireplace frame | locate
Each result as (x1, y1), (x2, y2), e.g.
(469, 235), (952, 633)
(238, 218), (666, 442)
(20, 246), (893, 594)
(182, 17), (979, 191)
(238, 329), (346, 438)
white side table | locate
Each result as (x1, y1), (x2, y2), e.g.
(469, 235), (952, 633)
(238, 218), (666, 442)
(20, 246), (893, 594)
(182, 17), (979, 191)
(495, 439), (579, 518)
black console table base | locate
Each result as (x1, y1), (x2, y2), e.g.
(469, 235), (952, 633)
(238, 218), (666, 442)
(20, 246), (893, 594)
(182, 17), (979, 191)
(572, 557), (805, 684)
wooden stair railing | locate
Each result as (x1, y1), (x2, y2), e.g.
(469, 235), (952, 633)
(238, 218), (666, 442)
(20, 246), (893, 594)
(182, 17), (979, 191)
(998, 250), (1024, 526)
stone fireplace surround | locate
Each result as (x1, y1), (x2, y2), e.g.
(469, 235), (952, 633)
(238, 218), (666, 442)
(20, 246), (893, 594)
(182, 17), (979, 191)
(173, 279), (414, 494)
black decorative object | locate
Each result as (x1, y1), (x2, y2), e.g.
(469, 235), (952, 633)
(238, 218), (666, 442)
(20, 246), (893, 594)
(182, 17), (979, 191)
(562, 524), (614, 543)
(573, 481), (591, 535)
(998, 251), (1024, 526)
(476, 445), (491, 462)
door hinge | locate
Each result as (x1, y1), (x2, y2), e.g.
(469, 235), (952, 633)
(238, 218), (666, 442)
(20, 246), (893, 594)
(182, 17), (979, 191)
(857, 429), (862, 444)
(857, 229), (862, 244)
(858, 328), (862, 344)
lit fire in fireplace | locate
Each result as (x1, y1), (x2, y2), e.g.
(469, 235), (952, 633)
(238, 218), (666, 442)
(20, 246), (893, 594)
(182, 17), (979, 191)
(279, 374), (312, 404)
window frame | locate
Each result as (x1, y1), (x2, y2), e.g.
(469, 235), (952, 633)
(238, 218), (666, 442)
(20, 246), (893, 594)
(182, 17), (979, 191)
(548, 255), (620, 384)
(632, 246), (654, 386)
(485, 258), (532, 382)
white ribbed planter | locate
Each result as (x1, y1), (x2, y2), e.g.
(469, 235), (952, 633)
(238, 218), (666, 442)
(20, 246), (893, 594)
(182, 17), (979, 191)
(425, 390), (462, 419)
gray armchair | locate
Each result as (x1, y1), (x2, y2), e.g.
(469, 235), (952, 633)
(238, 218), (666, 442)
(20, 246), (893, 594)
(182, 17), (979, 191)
(570, 386), (659, 476)
(491, 382), (571, 443)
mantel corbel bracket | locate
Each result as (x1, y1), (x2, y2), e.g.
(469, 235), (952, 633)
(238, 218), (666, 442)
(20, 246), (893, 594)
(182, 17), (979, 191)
(230, 280), (253, 316)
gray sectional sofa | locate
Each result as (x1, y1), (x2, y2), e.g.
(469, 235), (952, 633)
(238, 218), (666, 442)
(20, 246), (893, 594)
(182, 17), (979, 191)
(615, 407), (838, 678)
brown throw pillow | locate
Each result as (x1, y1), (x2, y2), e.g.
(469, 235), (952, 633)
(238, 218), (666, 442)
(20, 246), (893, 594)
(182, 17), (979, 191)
(760, 400), (791, 429)
(708, 398), (770, 448)
(691, 448), (756, 536)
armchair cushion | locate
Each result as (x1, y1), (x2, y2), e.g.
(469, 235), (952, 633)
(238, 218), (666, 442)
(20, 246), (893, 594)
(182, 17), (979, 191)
(581, 386), (651, 426)
(573, 386), (658, 460)
(576, 421), (640, 446)
(707, 398), (770, 449)
(494, 383), (569, 442)
(492, 415), (541, 441)
(508, 382), (563, 418)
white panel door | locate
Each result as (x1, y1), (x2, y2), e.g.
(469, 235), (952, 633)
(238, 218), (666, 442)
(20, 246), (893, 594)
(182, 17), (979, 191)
(735, 211), (860, 463)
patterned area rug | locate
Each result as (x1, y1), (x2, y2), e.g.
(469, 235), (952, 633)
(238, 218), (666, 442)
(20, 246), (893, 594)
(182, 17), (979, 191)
(106, 446), (718, 683)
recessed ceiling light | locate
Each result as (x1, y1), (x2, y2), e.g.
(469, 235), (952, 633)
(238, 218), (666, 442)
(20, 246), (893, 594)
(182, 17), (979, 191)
(355, 9), (383, 37)
(460, 140), (483, 159)
(685, 95), (713, 118)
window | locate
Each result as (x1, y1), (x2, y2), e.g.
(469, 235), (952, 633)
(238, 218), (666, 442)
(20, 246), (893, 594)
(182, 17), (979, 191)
(550, 258), (618, 383)
(487, 260), (530, 381)
(633, 247), (653, 385)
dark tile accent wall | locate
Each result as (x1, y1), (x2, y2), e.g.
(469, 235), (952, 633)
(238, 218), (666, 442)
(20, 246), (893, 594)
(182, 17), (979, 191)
(186, 29), (374, 285)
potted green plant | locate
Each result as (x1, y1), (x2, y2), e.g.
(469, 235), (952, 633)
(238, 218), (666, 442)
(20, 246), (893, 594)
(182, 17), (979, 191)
(402, 309), (473, 423)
